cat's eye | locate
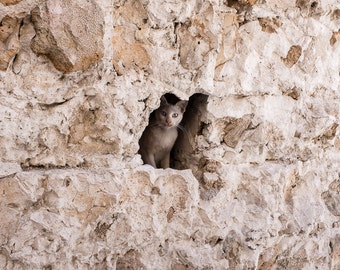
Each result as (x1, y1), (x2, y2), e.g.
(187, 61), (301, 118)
(172, 113), (178, 118)
(161, 111), (167, 116)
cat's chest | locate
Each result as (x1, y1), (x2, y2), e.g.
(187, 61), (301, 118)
(151, 127), (178, 149)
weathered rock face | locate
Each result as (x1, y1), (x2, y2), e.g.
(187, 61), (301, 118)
(30, 0), (104, 73)
(0, 0), (21, 5)
(0, 0), (340, 269)
(0, 15), (20, 70)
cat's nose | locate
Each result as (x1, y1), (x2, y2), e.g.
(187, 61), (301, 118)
(166, 118), (172, 125)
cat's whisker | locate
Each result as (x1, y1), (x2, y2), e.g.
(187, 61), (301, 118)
(177, 124), (190, 139)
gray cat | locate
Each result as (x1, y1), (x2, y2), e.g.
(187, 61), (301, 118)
(139, 96), (188, 169)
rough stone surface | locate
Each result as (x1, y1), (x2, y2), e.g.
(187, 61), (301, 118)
(0, 0), (340, 269)
(0, 15), (20, 70)
(30, 0), (104, 73)
(0, 0), (22, 5)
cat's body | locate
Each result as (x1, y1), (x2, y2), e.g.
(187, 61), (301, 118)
(139, 96), (188, 169)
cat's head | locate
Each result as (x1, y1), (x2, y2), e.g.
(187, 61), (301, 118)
(155, 96), (188, 128)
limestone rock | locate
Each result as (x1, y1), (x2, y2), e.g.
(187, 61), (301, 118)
(0, 15), (20, 70)
(0, 162), (21, 178)
(112, 0), (151, 75)
(222, 114), (253, 148)
(30, 0), (104, 73)
(322, 180), (340, 216)
(0, 0), (21, 5)
(12, 15), (35, 74)
(215, 12), (238, 79)
(258, 17), (282, 33)
(331, 235), (340, 270)
(281, 45), (302, 68)
(116, 250), (145, 269)
(330, 30), (340, 46)
(177, 2), (218, 70)
(0, 0), (339, 269)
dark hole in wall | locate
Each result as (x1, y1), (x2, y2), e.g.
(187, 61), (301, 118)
(171, 93), (209, 172)
(163, 94), (229, 202)
(139, 93), (208, 171)
(163, 93), (180, 104)
(140, 93), (225, 200)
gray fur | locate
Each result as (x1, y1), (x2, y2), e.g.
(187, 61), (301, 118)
(139, 96), (188, 168)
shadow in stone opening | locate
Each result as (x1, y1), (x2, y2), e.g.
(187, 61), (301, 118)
(169, 93), (209, 172)
(138, 92), (209, 172)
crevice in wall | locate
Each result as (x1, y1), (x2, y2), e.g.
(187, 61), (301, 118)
(171, 93), (209, 172)
(171, 93), (227, 201)
(138, 92), (226, 201)
(139, 92), (224, 200)
(226, 0), (256, 25)
(138, 93), (209, 171)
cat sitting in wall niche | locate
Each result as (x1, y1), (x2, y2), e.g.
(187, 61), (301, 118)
(138, 95), (188, 169)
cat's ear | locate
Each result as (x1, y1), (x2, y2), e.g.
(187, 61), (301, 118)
(160, 96), (168, 106)
(176, 100), (188, 113)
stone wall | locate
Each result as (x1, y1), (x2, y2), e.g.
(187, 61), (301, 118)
(0, 0), (339, 269)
